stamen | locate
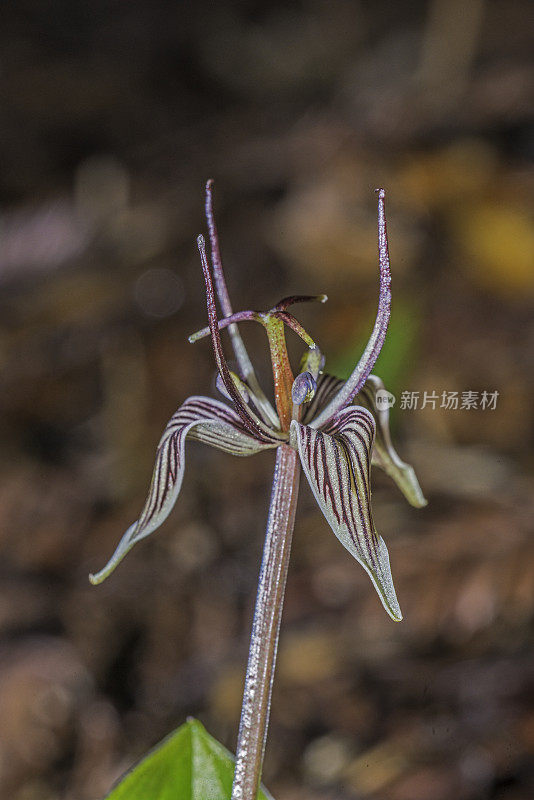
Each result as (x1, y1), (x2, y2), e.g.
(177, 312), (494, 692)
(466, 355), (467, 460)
(189, 309), (318, 350)
(189, 311), (261, 344)
(270, 311), (317, 349)
(271, 295), (328, 312)
(300, 347), (325, 379)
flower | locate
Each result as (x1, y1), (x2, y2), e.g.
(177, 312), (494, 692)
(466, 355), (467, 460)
(90, 182), (426, 621)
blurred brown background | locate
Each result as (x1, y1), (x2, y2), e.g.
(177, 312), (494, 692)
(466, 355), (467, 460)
(1, 1), (534, 798)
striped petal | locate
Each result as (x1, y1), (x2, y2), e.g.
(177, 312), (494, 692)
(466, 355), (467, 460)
(304, 373), (426, 508)
(355, 375), (427, 508)
(90, 396), (278, 584)
(302, 372), (344, 425)
(291, 407), (402, 621)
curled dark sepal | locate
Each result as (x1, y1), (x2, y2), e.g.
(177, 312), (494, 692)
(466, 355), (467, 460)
(205, 180), (257, 384)
(197, 235), (280, 443)
(90, 396), (278, 585)
(291, 406), (402, 621)
(204, 183), (279, 430)
(310, 189), (392, 429)
(356, 375), (427, 508)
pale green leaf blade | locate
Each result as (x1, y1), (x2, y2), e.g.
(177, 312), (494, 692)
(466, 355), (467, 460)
(106, 718), (274, 800)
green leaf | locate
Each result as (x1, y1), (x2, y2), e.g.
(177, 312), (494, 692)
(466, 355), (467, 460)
(105, 718), (274, 800)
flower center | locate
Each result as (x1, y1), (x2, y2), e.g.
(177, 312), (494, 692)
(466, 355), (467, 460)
(189, 295), (327, 433)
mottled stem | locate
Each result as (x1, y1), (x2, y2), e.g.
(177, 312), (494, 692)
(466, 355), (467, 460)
(232, 445), (300, 800)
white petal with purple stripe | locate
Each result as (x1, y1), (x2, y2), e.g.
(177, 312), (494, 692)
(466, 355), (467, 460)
(356, 375), (427, 508)
(90, 396), (278, 584)
(291, 406), (402, 621)
(305, 373), (426, 509)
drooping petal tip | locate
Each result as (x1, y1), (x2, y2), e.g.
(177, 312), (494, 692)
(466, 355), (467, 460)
(89, 521), (138, 584)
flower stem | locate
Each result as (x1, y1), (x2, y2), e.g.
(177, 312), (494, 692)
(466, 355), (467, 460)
(231, 444), (300, 800)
